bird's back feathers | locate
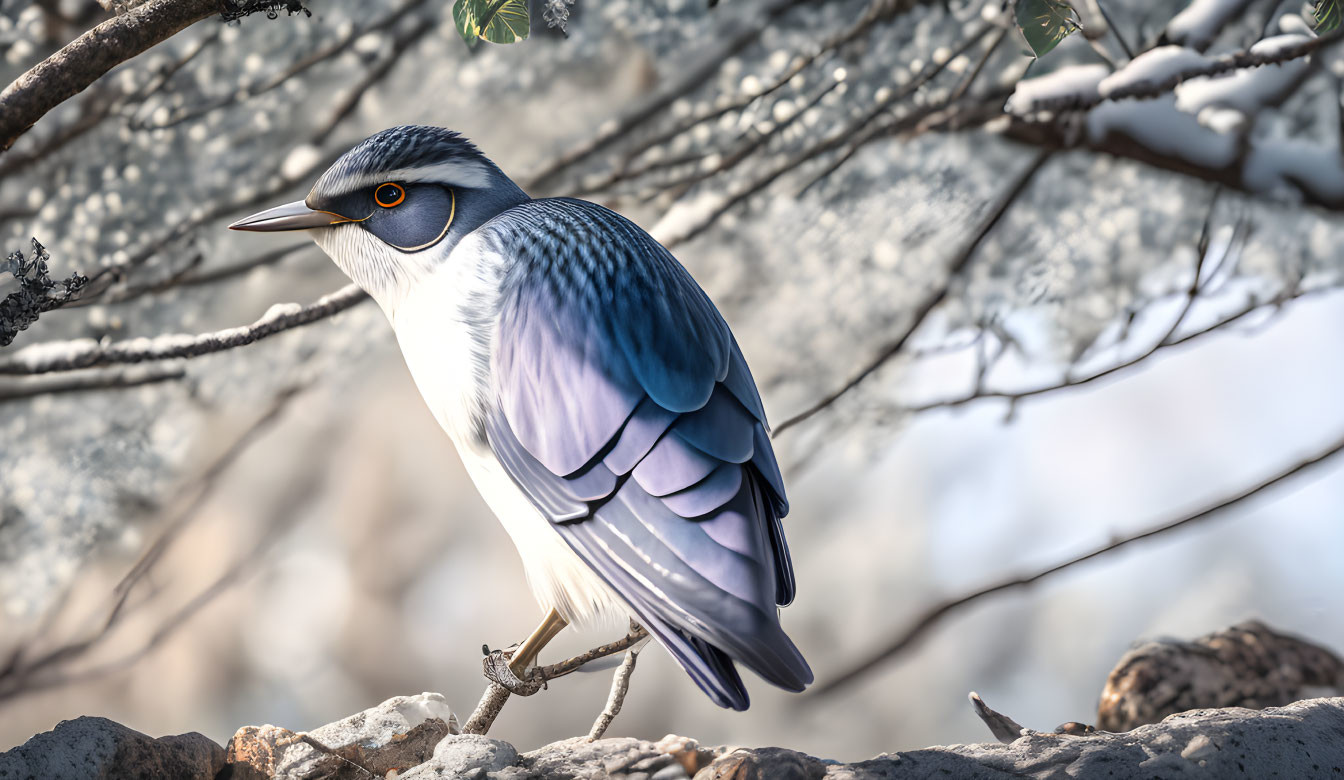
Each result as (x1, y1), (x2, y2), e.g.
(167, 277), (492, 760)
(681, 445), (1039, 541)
(479, 198), (810, 709)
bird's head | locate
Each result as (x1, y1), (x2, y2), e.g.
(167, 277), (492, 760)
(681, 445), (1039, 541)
(229, 125), (528, 310)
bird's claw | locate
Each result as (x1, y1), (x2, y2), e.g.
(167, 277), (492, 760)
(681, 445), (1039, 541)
(482, 649), (545, 696)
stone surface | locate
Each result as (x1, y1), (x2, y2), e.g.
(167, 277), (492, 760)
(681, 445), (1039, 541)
(1098, 620), (1344, 732)
(5, 696), (1344, 778)
(0, 716), (223, 779)
(381, 697), (1344, 779)
(397, 734), (517, 778)
(222, 692), (457, 779)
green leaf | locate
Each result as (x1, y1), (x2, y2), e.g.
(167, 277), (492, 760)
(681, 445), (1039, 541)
(452, 0), (479, 45)
(1015, 0), (1079, 59)
(1314, 0), (1341, 33)
(452, 0), (529, 45)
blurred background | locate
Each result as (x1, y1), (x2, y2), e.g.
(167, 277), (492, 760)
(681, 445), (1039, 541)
(2, 0), (1343, 762)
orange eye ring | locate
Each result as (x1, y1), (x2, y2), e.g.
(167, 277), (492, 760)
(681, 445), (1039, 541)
(374, 183), (405, 208)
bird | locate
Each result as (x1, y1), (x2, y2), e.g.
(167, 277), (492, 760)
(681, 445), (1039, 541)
(229, 125), (811, 712)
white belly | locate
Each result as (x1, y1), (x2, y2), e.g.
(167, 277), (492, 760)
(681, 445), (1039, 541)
(390, 265), (625, 627)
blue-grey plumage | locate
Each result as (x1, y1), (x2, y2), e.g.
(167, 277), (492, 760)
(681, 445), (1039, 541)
(229, 125), (812, 711)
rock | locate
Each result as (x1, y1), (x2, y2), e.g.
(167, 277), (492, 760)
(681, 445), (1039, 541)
(389, 699), (1344, 778)
(9, 695), (1344, 778)
(694, 746), (827, 780)
(222, 692), (457, 779)
(1098, 620), (1344, 731)
(653, 734), (716, 776)
(918, 698), (1344, 779)
(397, 734), (517, 778)
(0, 716), (223, 780)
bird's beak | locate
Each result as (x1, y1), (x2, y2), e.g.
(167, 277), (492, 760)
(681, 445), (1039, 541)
(227, 200), (343, 232)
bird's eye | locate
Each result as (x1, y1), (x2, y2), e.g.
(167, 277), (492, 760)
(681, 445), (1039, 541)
(374, 183), (405, 208)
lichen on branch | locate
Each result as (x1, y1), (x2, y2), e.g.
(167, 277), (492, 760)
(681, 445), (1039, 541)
(0, 240), (87, 348)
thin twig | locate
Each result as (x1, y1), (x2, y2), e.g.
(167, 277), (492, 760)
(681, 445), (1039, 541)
(607, 0), (936, 178)
(901, 284), (1332, 415)
(588, 647), (641, 741)
(522, 0), (816, 192)
(0, 365), (184, 402)
(773, 148), (1053, 436)
(536, 624), (649, 680)
(138, 0), (429, 132)
(811, 426), (1344, 697)
(1092, 0), (1135, 60)
(0, 384), (309, 701)
(0, 26), (220, 179)
(969, 692), (1026, 744)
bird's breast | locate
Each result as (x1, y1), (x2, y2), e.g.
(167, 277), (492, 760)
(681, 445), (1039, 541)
(390, 260), (499, 451)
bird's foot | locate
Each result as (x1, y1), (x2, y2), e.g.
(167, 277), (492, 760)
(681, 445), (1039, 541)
(481, 646), (545, 696)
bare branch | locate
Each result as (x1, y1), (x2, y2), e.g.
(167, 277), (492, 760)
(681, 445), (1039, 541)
(772, 148), (1053, 436)
(587, 646), (641, 741)
(136, 0), (427, 132)
(600, 0), (945, 187)
(522, 0), (819, 193)
(0, 284), (369, 375)
(0, 384), (308, 702)
(311, 12), (434, 146)
(811, 426), (1344, 698)
(0, 364), (184, 402)
(0, 26), (220, 180)
(0, 0), (224, 151)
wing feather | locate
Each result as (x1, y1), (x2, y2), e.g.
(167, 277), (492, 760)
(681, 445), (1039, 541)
(483, 198), (810, 708)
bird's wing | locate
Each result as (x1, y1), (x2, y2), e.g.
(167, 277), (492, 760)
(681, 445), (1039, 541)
(479, 198), (809, 710)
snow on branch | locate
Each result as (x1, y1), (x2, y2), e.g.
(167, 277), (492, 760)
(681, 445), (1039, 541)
(0, 284), (369, 375)
(1007, 30), (1341, 115)
(1162, 0), (1256, 51)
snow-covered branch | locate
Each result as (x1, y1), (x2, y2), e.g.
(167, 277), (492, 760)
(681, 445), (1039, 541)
(1007, 31), (1341, 115)
(0, 284), (368, 375)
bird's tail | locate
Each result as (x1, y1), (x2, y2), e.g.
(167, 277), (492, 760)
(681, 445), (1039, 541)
(640, 607), (813, 711)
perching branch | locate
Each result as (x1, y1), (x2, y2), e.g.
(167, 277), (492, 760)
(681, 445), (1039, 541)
(0, 284), (369, 375)
(812, 425), (1344, 698)
(461, 624), (650, 736)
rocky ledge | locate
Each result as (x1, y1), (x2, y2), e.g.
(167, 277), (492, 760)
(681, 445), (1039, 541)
(2, 692), (1343, 779)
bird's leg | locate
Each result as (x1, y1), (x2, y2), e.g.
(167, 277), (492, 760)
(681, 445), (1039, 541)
(587, 643), (641, 741)
(461, 617), (648, 737)
(461, 609), (569, 735)
(509, 608), (569, 676)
